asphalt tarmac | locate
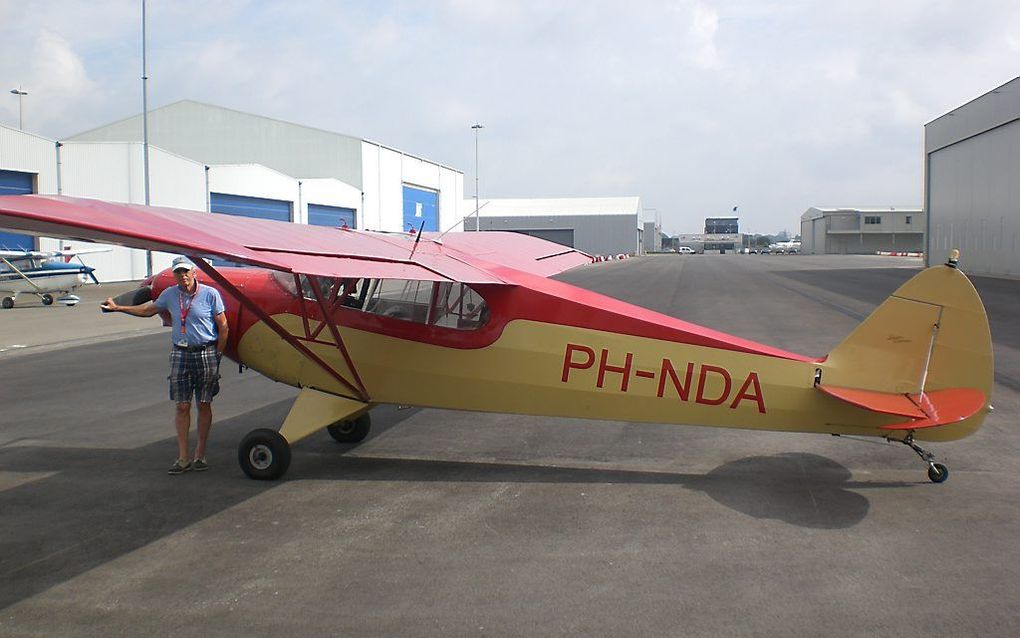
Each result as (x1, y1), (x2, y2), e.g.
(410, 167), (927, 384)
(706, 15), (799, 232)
(1, 254), (1018, 637)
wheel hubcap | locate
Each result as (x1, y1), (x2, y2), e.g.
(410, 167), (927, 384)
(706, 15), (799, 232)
(249, 444), (273, 470)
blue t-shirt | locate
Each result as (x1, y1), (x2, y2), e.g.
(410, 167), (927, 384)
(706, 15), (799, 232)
(154, 284), (226, 346)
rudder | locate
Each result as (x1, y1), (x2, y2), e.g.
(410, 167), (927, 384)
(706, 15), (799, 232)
(820, 260), (993, 441)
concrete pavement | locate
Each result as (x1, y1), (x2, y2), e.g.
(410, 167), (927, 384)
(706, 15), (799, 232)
(1, 253), (1018, 637)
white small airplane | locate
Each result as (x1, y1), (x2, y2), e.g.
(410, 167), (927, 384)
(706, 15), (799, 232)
(0, 246), (109, 309)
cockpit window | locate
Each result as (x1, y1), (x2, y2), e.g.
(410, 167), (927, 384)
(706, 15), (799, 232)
(274, 273), (489, 331)
(363, 279), (489, 330)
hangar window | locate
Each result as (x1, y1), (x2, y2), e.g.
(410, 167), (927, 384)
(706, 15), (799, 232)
(864, 216), (882, 225)
(905, 215), (912, 225)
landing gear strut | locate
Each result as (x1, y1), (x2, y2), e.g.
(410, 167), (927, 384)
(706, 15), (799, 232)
(894, 432), (949, 483)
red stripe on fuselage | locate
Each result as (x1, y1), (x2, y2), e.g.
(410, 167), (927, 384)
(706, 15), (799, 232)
(151, 266), (817, 363)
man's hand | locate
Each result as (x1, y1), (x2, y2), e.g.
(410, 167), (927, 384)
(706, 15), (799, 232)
(100, 297), (118, 313)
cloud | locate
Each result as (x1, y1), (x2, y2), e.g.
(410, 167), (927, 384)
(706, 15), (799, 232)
(3, 1), (1020, 233)
(14, 30), (98, 131)
(688, 2), (721, 69)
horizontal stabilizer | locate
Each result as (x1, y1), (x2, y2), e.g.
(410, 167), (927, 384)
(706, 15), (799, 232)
(818, 385), (985, 430)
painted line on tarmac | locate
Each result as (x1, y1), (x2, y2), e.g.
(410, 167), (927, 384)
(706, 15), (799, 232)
(0, 328), (167, 360)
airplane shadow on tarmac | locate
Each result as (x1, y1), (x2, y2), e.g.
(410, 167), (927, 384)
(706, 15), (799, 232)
(303, 451), (900, 532)
(0, 399), (908, 611)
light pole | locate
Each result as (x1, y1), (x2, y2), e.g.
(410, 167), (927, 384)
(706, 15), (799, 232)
(9, 88), (27, 130)
(471, 123), (483, 231)
(141, 0), (153, 276)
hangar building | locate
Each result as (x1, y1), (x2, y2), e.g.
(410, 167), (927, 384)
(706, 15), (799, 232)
(466, 197), (642, 256)
(800, 207), (923, 255)
(0, 101), (464, 280)
(925, 76), (1020, 277)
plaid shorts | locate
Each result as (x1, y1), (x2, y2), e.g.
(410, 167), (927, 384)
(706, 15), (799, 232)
(168, 345), (221, 404)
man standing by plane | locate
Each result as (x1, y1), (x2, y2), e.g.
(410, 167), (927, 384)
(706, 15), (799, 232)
(102, 256), (228, 475)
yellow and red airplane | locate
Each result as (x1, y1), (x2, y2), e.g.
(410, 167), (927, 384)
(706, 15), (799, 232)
(0, 195), (993, 482)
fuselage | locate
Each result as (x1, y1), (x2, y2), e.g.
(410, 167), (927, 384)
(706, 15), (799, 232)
(147, 265), (961, 442)
(0, 260), (92, 295)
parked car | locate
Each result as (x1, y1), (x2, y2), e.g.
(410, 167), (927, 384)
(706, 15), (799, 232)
(677, 246), (695, 254)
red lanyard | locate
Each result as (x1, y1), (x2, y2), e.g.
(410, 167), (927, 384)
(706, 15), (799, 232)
(178, 286), (198, 328)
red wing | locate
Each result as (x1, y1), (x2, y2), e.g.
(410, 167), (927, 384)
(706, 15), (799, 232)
(0, 195), (506, 283)
(427, 231), (592, 277)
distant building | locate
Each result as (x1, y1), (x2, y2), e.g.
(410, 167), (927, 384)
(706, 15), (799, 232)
(800, 207), (923, 255)
(925, 75), (1020, 277)
(705, 217), (739, 234)
(467, 197), (642, 256)
(642, 221), (663, 253)
(671, 217), (741, 253)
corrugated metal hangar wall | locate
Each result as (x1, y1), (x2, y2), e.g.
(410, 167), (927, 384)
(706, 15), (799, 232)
(468, 197), (642, 256)
(925, 76), (1020, 277)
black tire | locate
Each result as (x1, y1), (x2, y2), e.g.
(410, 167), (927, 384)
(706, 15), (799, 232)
(41, 294), (54, 306)
(327, 413), (371, 443)
(238, 428), (291, 480)
(928, 463), (949, 484)
(1, 297), (13, 309)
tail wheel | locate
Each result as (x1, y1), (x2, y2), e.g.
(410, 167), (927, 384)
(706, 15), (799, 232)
(41, 294), (54, 306)
(928, 463), (949, 484)
(327, 413), (372, 443)
(238, 428), (291, 480)
(1, 297), (13, 309)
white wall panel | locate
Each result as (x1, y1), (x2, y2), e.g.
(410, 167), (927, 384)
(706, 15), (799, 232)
(377, 147), (404, 232)
(401, 154), (441, 190)
(49, 142), (207, 281)
(438, 167), (463, 232)
(0, 124), (57, 193)
(360, 143), (382, 230)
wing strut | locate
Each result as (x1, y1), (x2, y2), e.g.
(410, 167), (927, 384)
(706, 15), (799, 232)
(306, 275), (370, 400)
(191, 259), (370, 402)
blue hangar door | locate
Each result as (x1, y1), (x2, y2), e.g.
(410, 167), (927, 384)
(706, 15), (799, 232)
(308, 203), (356, 229)
(210, 192), (292, 222)
(0, 169), (36, 250)
(209, 193), (292, 266)
(402, 185), (438, 232)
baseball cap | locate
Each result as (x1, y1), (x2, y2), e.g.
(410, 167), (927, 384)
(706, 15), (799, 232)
(171, 256), (196, 272)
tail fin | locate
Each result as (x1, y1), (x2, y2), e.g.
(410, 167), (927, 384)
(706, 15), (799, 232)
(819, 261), (993, 441)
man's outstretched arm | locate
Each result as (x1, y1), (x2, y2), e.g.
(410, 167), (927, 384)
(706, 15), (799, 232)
(102, 298), (161, 317)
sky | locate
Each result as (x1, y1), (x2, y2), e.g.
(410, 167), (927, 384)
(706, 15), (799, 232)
(1, 0), (1018, 235)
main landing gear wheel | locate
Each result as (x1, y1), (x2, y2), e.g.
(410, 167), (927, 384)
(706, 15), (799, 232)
(238, 428), (291, 480)
(895, 432), (950, 484)
(41, 294), (54, 306)
(327, 413), (372, 443)
(1, 297), (13, 309)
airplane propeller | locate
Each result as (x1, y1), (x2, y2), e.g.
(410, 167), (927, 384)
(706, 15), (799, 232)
(74, 255), (101, 285)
